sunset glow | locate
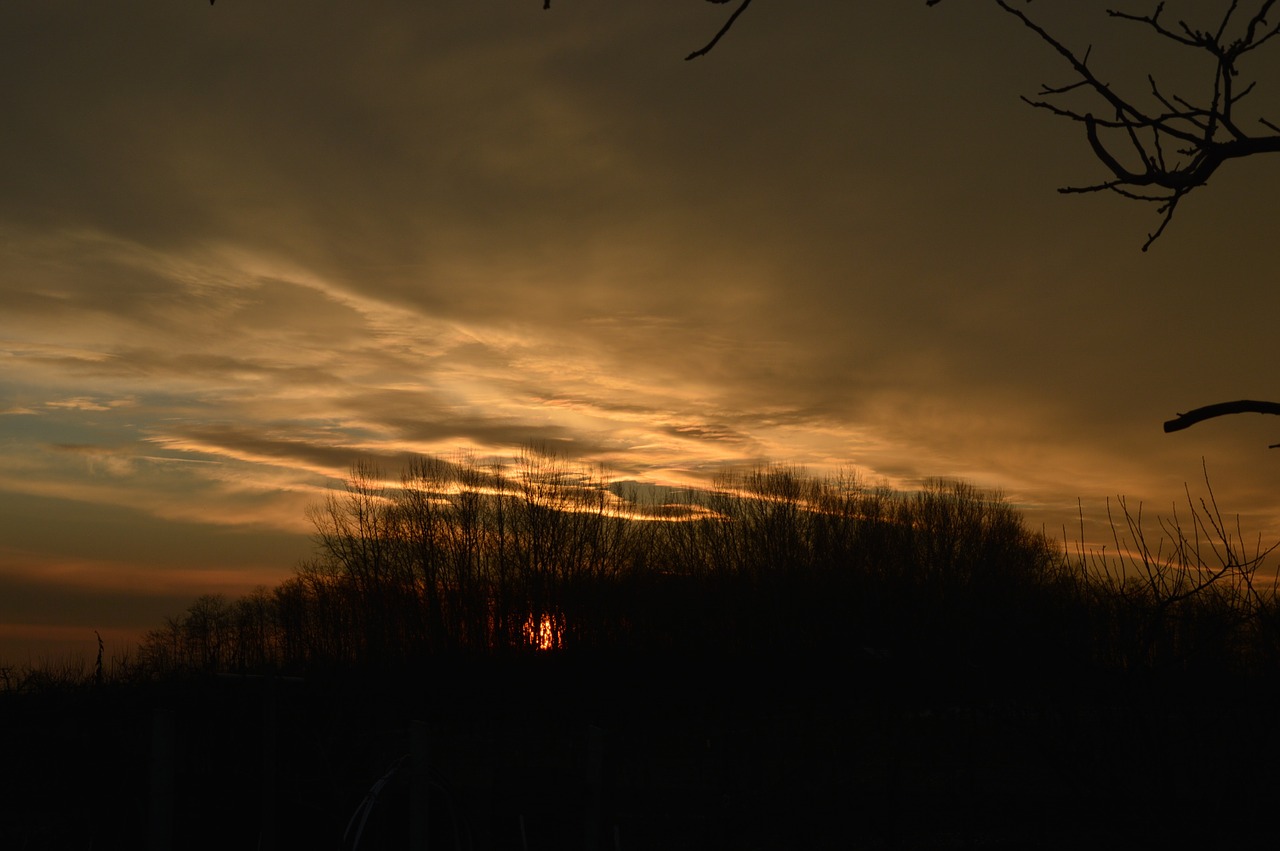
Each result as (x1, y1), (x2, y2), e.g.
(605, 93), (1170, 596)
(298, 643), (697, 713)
(523, 612), (565, 653)
(4, 1), (1280, 664)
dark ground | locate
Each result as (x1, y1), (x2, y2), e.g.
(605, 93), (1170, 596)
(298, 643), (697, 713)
(5, 649), (1280, 851)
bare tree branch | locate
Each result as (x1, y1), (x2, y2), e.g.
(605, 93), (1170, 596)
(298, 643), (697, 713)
(543, 0), (763, 60)
(686, 0), (756, 61)
(997, 0), (1280, 250)
(1163, 400), (1280, 434)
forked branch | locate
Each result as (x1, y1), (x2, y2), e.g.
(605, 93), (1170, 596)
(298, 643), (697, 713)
(998, 0), (1280, 249)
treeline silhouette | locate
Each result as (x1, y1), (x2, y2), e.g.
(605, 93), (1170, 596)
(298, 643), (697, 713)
(128, 451), (1280, 696)
(10, 453), (1280, 849)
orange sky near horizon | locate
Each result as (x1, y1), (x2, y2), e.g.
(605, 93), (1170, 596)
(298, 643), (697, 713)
(4, 0), (1280, 665)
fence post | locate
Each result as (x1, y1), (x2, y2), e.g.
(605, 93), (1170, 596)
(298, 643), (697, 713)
(585, 725), (604, 851)
(260, 675), (278, 851)
(149, 708), (174, 851)
(412, 720), (430, 851)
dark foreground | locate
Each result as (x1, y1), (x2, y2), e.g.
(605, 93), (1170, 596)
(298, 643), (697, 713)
(5, 650), (1280, 851)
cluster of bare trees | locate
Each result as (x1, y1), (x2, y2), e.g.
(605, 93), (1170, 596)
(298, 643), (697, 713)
(134, 451), (1280, 686)
(139, 589), (277, 676)
(138, 453), (1076, 677)
(299, 452), (653, 660)
(142, 452), (652, 672)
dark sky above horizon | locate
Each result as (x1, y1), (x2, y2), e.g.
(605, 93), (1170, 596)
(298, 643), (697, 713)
(4, 0), (1280, 664)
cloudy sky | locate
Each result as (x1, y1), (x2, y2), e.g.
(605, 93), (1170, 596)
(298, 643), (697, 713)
(4, 0), (1280, 664)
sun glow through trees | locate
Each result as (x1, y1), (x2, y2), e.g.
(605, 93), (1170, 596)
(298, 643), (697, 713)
(523, 612), (564, 651)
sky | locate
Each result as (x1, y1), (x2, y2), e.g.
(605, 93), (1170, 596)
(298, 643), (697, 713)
(4, 0), (1280, 665)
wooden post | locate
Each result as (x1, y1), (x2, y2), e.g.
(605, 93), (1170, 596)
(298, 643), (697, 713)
(260, 675), (278, 851)
(411, 720), (430, 851)
(148, 708), (174, 851)
(584, 725), (604, 851)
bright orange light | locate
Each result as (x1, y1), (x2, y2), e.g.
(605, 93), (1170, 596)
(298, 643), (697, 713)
(522, 612), (563, 651)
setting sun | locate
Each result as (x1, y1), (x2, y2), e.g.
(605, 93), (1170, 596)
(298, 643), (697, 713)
(523, 612), (564, 652)
(5, 3), (1280, 847)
